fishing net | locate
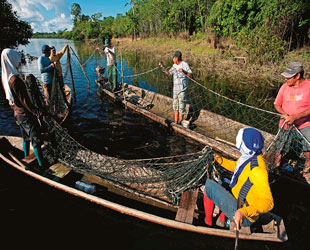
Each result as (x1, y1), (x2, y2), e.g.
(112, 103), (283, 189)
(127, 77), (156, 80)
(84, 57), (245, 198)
(24, 46), (310, 207)
(102, 56), (310, 186)
(42, 117), (214, 205)
(49, 71), (69, 117)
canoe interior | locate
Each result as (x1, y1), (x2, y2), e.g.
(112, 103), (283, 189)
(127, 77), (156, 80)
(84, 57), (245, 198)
(0, 135), (288, 243)
(95, 81), (277, 160)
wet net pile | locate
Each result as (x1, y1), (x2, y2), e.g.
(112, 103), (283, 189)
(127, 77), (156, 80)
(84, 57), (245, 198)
(43, 117), (214, 205)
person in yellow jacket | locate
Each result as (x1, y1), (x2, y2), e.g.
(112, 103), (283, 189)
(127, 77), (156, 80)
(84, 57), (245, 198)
(49, 44), (69, 86)
(204, 128), (274, 231)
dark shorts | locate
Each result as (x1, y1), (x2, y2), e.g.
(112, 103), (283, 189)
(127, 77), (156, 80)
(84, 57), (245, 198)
(15, 115), (41, 148)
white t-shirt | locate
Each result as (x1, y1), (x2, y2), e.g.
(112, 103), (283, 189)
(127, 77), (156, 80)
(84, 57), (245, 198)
(169, 61), (192, 95)
(104, 46), (116, 66)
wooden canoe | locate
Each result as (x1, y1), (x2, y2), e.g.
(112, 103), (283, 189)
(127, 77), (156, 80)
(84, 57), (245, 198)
(0, 135), (288, 243)
(95, 81), (277, 160)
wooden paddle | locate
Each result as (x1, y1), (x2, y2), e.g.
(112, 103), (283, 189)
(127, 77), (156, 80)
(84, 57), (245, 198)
(234, 198), (242, 250)
(8, 152), (28, 170)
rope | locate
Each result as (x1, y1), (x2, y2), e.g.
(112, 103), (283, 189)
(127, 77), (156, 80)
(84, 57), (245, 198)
(81, 49), (98, 67)
(124, 67), (160, 78)
(185, 73), (280, 117)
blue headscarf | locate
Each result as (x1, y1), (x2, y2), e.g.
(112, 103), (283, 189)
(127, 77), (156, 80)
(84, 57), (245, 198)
(230, 128), (264, 187)
(238, 128), (264, 155)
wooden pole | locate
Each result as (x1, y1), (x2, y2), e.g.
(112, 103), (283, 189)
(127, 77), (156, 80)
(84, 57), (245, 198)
(70, 46), (91, 90)
(234, 198), (242, 250)
(67, 48), (77, 103)
(120, 52), (125, 103)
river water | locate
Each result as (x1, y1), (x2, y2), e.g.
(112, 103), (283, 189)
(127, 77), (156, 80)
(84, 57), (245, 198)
(0, 39), (309, 249)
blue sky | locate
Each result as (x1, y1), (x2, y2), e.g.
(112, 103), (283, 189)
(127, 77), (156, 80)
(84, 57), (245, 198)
(8, 0), (131, 33)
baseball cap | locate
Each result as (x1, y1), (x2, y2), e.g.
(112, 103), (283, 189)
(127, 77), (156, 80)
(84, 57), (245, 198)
(50, 46), (56, 51)
(104, 38), (110, 46)
(171, 50), (182, 59)
(281, 62), (303, 78)
(42, 45), (50, 53)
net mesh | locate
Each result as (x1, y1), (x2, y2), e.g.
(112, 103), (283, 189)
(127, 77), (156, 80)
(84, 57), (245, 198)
(25, 46), (310, 207)
(109, 57), (310, 187)
(42, 117), (213, 205)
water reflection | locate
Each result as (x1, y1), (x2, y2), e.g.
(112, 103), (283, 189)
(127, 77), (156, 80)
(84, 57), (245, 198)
(0, 38), (202, 160)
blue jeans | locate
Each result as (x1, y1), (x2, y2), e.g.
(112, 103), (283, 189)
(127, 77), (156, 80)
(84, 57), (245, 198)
(205, 179), (252, 227)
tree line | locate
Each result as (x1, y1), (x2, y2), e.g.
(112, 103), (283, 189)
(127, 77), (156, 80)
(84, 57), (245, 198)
(58, 0), (310, 63)
(1, 0), (310, 64)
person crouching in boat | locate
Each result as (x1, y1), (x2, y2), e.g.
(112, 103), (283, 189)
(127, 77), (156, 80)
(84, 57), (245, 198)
(1, 48), (44, 168)
(204, 128), (274, 231)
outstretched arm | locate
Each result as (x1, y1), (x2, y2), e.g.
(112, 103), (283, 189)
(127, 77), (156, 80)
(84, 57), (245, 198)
(96, 46), (106, 57)
(159, 62), (170, 75)
(56, 44), (69, 59)
(214, 153), (237, 172)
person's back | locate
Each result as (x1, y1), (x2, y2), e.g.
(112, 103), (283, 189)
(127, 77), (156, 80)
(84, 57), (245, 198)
(38, 45), (54, 106)
(38, 55), (53, 84)
(204, 128), (274, 229)
(1, 48), (44, 168)
(9, 75), (38, 117)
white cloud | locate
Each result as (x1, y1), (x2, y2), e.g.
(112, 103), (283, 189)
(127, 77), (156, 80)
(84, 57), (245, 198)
(9, 0), (45, 21)
(8, 0), (73, 32)
(41, 13), (73, 33)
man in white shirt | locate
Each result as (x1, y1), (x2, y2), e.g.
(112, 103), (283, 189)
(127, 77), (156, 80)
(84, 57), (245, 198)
(98, 38), (118, 92)
(159, 51), (193, 124)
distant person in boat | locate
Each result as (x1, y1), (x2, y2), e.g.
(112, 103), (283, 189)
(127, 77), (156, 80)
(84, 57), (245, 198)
(159, 51), (192, 125)
(97, 38), (118, 92)
(274, 62), (310, 184)
(38, 44), (55, 106)
(204, 128), (274, 231)
(1, 48), (44, 168)
(49, 44), (69, 88)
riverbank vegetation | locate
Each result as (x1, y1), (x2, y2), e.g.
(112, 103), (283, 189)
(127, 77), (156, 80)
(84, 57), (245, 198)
(35, 0), (310, 66)
(2, 0), (310, 92)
